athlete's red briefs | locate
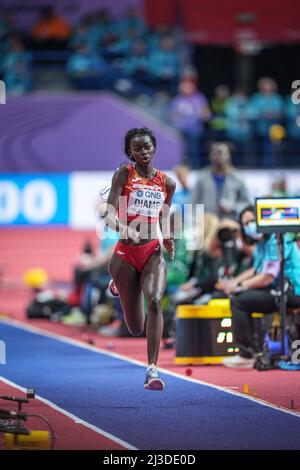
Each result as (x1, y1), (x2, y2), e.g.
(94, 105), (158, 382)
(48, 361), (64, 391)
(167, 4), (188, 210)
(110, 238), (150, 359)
(114, 239), (160, 272)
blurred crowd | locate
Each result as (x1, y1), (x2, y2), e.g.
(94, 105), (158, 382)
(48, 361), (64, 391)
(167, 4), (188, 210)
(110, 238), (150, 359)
(1, 7), (300, 168)
(170, 78), (300, 169)
(0, 6), (189, 96)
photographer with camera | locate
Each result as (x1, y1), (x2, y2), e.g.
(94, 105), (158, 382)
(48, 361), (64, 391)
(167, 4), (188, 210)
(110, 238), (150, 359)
(210, 218), (253, 295)
(221, 205), (300, 368)
(172, 216), (251, 306)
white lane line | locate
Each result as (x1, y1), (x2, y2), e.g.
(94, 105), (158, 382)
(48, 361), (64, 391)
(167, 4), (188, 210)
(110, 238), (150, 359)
(0, 375), (137, 450)
(1, 317), (300, 419)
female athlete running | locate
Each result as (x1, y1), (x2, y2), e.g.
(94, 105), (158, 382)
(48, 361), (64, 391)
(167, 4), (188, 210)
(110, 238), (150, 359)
(105, 127), (176, 390)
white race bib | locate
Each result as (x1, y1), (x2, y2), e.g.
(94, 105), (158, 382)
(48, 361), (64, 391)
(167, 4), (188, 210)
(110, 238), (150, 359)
(128, 187), (165, 218)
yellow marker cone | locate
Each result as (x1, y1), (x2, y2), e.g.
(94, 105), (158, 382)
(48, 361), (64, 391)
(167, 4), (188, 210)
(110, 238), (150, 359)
(243, 384), (249, 394)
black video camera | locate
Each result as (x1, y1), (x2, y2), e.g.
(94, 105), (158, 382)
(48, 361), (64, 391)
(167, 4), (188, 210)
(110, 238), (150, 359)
(217, 227), (236, 246)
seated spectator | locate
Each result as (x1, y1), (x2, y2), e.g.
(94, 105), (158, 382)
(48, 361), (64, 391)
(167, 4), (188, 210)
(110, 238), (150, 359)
(175, 216), (250, 305)
(69, 15), (99, 53)
(249, 77), (284, 167)
(0, 12), (14, 42)
(146, 24), (174, 52)
(210, 85), (230, 140)
(117, 7), (146, 37)
(31, 6), (71, 48)
(1, 35), (32, 95)
(104, 26), (141, 59)
(190, 142), (250, 219)
(170, 80), (211, 169)
(225, 88), (253, 164)
(93, 9), (119, 49)
(148, 35), (180, 95)
(66, 43), (109, 90)
(121, 39), (149, 81)
(222, 205), (300, 368)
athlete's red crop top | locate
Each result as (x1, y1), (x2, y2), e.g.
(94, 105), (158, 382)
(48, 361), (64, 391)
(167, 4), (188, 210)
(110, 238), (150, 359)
(118, 164), (168, 224)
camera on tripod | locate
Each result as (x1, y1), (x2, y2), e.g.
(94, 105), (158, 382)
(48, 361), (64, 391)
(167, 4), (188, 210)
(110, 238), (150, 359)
(255, 197), (300, 355)
(217, 226), (239, 279)
(217, 226), (236, 245)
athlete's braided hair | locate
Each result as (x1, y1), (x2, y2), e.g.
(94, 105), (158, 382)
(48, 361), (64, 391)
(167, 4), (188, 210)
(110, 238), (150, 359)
(124, 127), (157, 161)
(99, 128), (157, 202)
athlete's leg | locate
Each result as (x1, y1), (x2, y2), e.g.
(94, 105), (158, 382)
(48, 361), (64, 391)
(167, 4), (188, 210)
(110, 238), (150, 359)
(109, 253), (145, 336)
(140, 249), (167, 365)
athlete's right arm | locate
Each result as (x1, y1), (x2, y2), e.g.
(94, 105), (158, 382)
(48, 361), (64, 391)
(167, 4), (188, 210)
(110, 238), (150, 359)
(104, 166), (128, 235)
(104, 166), (139, 242)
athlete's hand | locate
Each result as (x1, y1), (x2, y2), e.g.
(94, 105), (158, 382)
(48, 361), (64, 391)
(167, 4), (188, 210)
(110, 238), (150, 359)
(163, 238), (175, 261)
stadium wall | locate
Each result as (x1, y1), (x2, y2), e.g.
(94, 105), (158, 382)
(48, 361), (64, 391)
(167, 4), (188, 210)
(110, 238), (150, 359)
(0, 93), (182, 173)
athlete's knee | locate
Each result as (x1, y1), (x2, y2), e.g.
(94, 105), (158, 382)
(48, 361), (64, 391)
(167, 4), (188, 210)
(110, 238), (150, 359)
(148, 295), (163, 313)
(128, 324), (144, 336)
(125, 316), (145, 336)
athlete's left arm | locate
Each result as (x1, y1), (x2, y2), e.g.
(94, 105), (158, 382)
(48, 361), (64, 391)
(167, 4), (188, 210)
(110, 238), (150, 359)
(160, 176), (176, 260)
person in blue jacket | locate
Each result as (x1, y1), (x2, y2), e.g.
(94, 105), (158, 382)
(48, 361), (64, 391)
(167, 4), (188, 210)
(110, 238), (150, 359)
(219, 205), (300, 368)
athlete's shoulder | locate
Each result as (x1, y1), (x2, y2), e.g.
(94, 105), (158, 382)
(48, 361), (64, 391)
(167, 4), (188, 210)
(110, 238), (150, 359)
(154, 169), (175, 193)
(162, 174), (176, 204)
(165, 174), (176, 193)
(112, 163), (131, 184)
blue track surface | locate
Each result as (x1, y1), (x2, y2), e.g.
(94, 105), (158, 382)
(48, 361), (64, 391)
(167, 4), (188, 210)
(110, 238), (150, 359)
(1, 321), (300, 450)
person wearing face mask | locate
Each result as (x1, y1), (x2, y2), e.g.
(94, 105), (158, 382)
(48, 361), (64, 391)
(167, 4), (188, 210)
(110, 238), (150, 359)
(219, 205), (300, 368)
